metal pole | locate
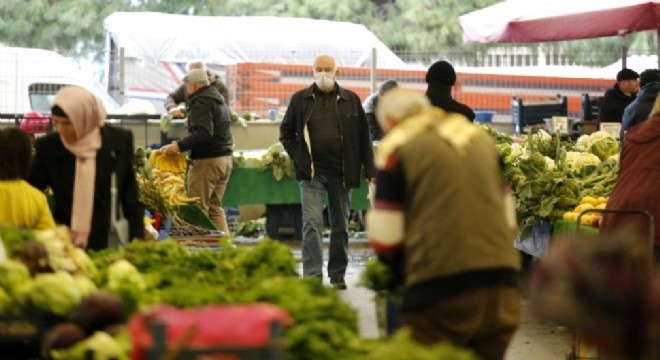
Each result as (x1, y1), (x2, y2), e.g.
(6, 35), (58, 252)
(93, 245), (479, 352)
(370, 48), (377, 93)
(657, 29), (660, 69)
(119, 47), (125, 106)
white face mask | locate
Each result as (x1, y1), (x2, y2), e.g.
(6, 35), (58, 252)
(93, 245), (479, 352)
(314, 71), (335, 91)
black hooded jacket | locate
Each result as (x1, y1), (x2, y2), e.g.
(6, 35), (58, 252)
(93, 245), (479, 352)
(598, 83), (636, 123)
(177, 85), (233, 159)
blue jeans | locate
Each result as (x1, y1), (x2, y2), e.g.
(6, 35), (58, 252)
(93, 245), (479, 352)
(300, 175), (351, 279)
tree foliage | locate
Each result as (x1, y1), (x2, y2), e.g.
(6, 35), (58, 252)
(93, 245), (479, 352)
(0, 0), (655, 65)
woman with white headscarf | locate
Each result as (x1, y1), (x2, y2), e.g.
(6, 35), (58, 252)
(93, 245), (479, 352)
(29, 86), (144, 250)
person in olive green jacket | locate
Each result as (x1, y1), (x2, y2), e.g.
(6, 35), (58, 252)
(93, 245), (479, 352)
(367, 88), (521, 360)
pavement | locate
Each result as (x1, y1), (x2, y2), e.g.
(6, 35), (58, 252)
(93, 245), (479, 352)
(275, 237), (574, 359)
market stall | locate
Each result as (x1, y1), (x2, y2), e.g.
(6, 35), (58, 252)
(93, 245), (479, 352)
(483, 126), (620, 257)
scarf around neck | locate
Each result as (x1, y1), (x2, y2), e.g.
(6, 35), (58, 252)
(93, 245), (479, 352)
(54, 86), (106, 235)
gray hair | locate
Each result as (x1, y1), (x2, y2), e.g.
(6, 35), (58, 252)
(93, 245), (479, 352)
(376, 88), (430, 132)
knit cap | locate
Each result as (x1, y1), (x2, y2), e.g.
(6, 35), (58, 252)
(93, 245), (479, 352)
(425, 61), (456, 86)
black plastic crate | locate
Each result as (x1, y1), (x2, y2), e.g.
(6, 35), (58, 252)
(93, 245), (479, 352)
(266, 204), (302, 240)
(512, 96), (568, 134)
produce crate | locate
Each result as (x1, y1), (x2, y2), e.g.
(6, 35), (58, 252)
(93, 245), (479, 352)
(0, 314), (50, 359)
(511, 96), (568, 134)
(0, 314), (45, 343)
(265, 204), (302, 240)
(130, 304), (290, 360)
(146, 321), (286, 360)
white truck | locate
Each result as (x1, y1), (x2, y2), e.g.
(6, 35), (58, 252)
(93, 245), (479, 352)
(0, 46), (118, 116)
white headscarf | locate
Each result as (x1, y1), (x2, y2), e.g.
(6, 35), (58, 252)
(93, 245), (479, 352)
(53, 86), (105, 243)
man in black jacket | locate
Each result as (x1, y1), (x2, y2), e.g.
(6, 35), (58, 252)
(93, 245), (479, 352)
(279, 54), (376, 289)
(163, 69), (233, 234)
(598, 68), (639, 124)
(425, 60), (475, 121)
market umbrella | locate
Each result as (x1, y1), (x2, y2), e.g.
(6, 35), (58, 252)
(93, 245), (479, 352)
(459, 0), (660, 68)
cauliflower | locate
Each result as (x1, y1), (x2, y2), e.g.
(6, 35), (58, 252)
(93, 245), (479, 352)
(575, 131), (619, 160)
(544, 156), (556, 170)
(564, 151), (601, 171)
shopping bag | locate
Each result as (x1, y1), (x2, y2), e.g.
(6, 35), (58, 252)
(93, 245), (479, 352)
(108, 216), (129, 249)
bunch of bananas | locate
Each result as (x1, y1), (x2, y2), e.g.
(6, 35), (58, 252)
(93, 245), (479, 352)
(149, 150), (187, 175)
(147, 150), (200, 206)
(151, 168), (201, 205)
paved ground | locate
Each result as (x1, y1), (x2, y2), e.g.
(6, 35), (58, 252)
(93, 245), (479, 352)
(286, 240), (574, 359)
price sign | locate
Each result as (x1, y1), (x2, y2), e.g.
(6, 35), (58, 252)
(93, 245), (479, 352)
(551, 116), (569, 134)
(599, 122), (621, 139)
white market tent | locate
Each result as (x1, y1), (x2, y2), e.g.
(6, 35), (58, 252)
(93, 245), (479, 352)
(103, 12), (407, 68)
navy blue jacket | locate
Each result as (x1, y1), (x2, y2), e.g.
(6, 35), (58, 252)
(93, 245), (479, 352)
(621, 82), (660, 140)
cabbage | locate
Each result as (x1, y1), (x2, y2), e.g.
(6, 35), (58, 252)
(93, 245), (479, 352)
(31, 272), (82, 316)
(71, 248), (99, 278)
(589, 137), (620, 161)
(73, 275), (98, 298)
(0, 259), (31, 292)
(0, 287), (12, 315)
(107, 260), (146, 292)
(51, 331), (128, 360)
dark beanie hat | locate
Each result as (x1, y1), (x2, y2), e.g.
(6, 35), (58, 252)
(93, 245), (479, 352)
(426, 60), (456, 86)
(639, 69), (660, 87)
(616, 68), (639, 82)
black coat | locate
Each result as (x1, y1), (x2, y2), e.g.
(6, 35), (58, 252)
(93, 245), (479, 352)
(426, 85), (475, 121)
(280, 83), (376, 189)
(598, 83), (636, 123)
(29, 125), (144, 251)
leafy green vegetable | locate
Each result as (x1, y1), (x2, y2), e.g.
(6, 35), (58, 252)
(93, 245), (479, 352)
(363, 329), (478, 360)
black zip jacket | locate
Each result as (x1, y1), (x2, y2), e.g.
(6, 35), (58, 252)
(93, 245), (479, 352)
(177, 85), (233, 159)
(280, 83), (376, 189)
